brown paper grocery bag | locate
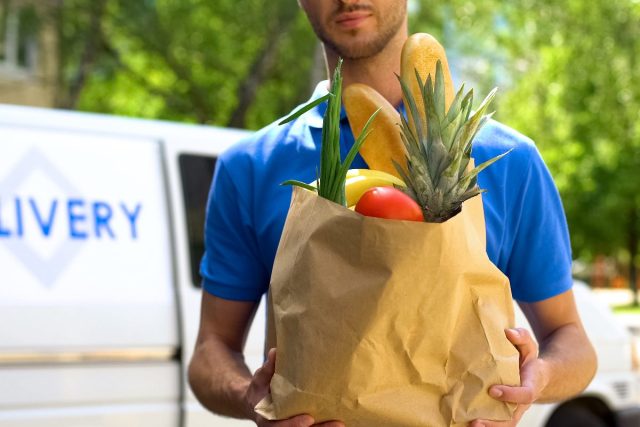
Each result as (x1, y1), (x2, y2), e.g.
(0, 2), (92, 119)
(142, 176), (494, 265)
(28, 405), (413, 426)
(256, 186), (520, 426)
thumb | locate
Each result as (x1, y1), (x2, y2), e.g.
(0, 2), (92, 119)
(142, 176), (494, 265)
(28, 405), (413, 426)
(505, 328), (538, 364)
(254, 348), (277, 386)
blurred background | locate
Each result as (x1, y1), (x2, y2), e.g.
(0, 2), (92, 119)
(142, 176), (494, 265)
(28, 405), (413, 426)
(1, 0), (639, 308)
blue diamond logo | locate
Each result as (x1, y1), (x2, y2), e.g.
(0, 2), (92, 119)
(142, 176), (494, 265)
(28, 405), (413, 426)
(0, 148), (85, 288)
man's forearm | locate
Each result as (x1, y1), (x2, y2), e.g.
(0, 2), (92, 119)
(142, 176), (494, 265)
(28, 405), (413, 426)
(537, 322), (597, 402)
(188, 335), (254, 419)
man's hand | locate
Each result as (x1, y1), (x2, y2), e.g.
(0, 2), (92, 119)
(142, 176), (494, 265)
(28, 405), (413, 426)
(246, 348), (345, 427)
(471, 290), (597, 426)
(469, 328), (549, 427)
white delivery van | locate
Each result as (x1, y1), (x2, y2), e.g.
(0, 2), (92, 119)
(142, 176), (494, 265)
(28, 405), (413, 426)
(0, 103), (638, 427)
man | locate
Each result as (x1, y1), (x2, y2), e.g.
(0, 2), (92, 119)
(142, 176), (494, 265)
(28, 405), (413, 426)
(188, 1), (597, 426)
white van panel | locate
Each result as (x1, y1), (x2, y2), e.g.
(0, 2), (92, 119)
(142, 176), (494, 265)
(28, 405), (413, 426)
(0, 123), (180, 426)
(161, 132), (261, 427)
(0, 125), (178, 349)
(0, 403), (179, 427)
(0, 363), (179, 408)
(1, 305), (176, 348)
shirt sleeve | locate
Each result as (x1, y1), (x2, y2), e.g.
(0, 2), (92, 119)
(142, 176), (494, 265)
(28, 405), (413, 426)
(506, 144), (573, 302)
(200, 157), (268, 302)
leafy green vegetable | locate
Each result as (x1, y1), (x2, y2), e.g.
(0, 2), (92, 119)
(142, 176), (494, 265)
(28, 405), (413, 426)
(281, 59), (379, 206)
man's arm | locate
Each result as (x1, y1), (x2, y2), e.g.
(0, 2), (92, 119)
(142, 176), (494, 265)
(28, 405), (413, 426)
(187, 292), (258, 418)
(517, 288), (597, 402)
(471, 289), (597, 426)
(188, 292), (340, 427)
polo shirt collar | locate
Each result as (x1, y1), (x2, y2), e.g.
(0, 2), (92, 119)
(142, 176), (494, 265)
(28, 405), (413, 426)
(303, 80), (406, 129)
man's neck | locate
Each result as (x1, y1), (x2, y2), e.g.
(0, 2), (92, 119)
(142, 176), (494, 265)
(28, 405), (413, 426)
(324, 30), (408, 108)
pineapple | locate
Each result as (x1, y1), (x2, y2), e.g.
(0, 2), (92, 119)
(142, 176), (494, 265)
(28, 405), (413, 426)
(394, 61), (511, 223)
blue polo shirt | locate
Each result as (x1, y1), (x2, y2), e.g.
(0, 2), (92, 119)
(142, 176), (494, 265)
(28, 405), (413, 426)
(201, 83), (573, 303)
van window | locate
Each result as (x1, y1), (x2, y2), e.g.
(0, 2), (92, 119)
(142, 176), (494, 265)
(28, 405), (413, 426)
(179, 154), (217, 287)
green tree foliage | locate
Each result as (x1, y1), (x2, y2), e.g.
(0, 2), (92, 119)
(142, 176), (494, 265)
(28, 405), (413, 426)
(497, 0), (640, 298)
(55, 0), (502, 127)
(55, 0), (505, 127)
(55, 0), (317, 127)
(412, 0), (640, 296)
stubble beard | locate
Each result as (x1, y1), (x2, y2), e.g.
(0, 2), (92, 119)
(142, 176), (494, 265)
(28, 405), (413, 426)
(311, 4), (406, 60)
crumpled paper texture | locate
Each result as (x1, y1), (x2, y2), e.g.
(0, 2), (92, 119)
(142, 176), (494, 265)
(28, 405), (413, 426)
(256, 186), (520, 426)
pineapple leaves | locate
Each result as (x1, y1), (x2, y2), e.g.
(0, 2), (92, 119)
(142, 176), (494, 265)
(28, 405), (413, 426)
(434, 61), (446, 122)
(423, 75), (451, 185)
(397, 59), (511, 222)
(444, 84), (468, 127)
(458, 148), (514, 191)
(398, 72), (425, 146)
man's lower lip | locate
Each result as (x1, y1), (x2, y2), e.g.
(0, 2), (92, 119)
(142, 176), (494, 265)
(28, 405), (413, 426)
(336, 15), (369, 29)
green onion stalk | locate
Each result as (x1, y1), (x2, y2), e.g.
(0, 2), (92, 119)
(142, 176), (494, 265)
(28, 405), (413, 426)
(281, 59), (379, 206)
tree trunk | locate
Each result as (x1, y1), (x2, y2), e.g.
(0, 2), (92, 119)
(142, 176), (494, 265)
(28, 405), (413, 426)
(226, 34), (282, 128)
(52, 0), (65, 107)
(227, 13), (297, 128)
(629, 203), (638, 306)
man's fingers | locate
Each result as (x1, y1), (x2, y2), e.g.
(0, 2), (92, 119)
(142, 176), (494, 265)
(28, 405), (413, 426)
(469, 418), (514, 426)
(254, 348), (277, 386)
(471, 404), (529, 427)
(269, 414), (315, 427)
(263, 414), (345, 427)
(489, 384), (535, 405)
(505, 328), (537, 364)
(251, 349), (319, 427)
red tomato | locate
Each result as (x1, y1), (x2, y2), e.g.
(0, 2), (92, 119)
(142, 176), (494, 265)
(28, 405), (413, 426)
(354, 187), (424, 222)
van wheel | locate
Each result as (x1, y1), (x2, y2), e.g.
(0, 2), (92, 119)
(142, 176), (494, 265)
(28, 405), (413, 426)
(546, 403), (610, 427)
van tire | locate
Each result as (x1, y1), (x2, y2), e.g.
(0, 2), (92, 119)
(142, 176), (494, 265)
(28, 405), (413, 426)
(546, 403), (610, 427)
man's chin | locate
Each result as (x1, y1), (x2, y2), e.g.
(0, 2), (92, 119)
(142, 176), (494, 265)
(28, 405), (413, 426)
(329, 40), (386, 60)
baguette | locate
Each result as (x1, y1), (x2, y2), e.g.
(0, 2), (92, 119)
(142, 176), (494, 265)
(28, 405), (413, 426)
(344, 83), (407, 178)
(401, 33), (455, 133)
